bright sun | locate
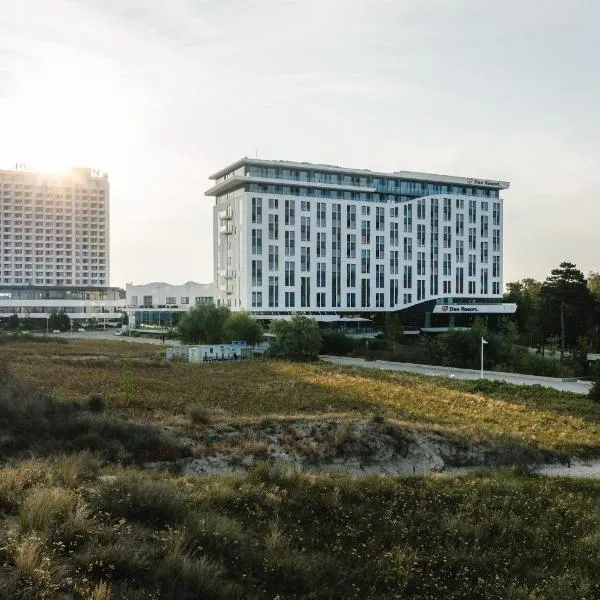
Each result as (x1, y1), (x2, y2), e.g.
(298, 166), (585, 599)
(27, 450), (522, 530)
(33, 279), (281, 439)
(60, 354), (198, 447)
(3, 64), (130, 173)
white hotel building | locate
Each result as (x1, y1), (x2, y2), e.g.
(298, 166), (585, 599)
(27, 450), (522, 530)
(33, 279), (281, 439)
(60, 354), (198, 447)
(0, 166), (125, 325)
(205, 158), (515, 329)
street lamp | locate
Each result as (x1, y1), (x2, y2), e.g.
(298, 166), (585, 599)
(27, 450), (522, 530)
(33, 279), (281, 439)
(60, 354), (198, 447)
(480, 337), (488, 379)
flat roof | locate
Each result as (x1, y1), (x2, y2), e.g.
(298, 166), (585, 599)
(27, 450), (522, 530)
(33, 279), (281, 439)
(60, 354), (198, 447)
(208, 157), (510, 189)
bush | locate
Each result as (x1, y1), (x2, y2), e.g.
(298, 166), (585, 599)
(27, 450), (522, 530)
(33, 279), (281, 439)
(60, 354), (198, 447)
(320, 331), (357, 356)
(87, 393), (106, 413)
(267, 314), (322, 361)
(95, 473), (186, 527)
(589, 363), (600, 402)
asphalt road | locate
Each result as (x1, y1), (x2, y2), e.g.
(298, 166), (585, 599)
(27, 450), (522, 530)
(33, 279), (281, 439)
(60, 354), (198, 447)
(321, 355), (593, 395)
(32, 330), (180, 345)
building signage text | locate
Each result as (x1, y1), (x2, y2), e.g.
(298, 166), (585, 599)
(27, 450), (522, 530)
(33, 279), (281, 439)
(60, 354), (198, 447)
(466, 177), (502, 187)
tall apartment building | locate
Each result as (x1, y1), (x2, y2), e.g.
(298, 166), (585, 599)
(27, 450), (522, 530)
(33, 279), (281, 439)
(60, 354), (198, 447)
(0, 166), (109, 287)
(205, 158), (515, 328)
(0, 166), (122, 325)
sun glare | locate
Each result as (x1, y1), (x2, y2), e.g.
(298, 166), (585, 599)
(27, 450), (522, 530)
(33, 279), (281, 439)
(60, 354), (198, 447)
(3, 63), (130, 173)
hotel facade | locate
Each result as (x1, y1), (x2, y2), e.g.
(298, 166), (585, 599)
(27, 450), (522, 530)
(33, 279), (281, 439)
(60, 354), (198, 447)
(206, 158), (514, 328)
(0, 166), (124, 325)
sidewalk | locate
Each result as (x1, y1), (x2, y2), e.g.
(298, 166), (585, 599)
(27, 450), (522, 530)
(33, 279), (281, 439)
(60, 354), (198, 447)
(321, 355), (592, 395)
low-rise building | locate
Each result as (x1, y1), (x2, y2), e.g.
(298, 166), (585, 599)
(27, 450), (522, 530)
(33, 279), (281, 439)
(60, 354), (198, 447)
(126, 281), (214, 330)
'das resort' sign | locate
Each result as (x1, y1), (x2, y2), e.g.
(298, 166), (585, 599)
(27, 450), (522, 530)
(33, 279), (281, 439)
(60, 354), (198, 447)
(433, 303), (517, 315)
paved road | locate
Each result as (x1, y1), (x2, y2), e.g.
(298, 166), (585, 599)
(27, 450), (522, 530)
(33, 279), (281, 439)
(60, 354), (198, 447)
(32, 330), (180, 345)
(321, 355), (593, 395)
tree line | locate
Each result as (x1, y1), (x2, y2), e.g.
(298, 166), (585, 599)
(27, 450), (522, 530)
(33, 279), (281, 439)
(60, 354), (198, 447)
(504, 261), (600, 358)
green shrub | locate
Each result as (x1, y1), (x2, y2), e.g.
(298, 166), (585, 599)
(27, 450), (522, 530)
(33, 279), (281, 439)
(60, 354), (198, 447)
(95, 473), (185, 526)
(320, 331), (357, 356)
(87, 393), (106, 413)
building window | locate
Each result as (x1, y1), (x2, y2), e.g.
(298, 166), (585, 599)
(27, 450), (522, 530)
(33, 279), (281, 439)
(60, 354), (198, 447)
(268, 214), (279, 240)
(492, 229), (500, 252)
(468, 227), (476, 250)
(252, 260), (263, 286)
(493, 255), (500, 278)
(480, 268), (489, 295)
(375, 235), (385, 260)
(317, 232), (326, 258)
(252, 229), (263, 255)
(361, 220), (370, 245)
(301, 246), (311, 271)
(181, 297), (189, 305)
(285, 199), (295, 226)
(443, 198), (452, 221)
(301, 276), (310, 307)
(165, 296), (176, 304)
(480, 215), (488, 238)
(316, 292), (326, 307)
(492, 202), (500, 226)
(316, 262), (326, 288)
(301, 216), (311, 241)
(456, 239), (464, 264)
(468, 281), (476, 294)
(417, 198), (426, 219)
(480, 241), (489, 263)
(390, 222), (399, 247)
(285, 261), (295, 287)
(390, 279), (399, 307)
(403, 265), (412, 289)
(268, 198), (279, 210)
(492, 281), (500, 295)
(375, 206), (385, 231)
(361, 278), (370, 308)
(316, 202), (326, 227)
(417, 224), (426, 247)
(346, 292), (356, 308)
(416, 251), (425, 276)
(346, 263), (356, 288)
(346, 234), (356, 259)
(375, 292), (385, 307)
(361, 249), (370, 274)
(443, 253), (452, 276)
(285, 291), (295, 307)
(268, 245), (279, 271)
(284, 230), (295, 257)
(468, 200), (477, 224)
(251, 197), (262, 224)
(455, 212), (464, 236)
(417, 279), (425, 301)
(346, 205), (356, 229)
(390, 250), (399, 275)
(301, 200), (310, 212)
(468, 254), (477, 277)
(403, 204), (413, 233)
(252, 291), (263, 307)
(268, 276), (279, 307)
(403, 237), (413, 261)
(376, 264), (385, 289)
(456, 267), (464, 294)
(361, 205), (370, 216)
(143, 295), (153, 306)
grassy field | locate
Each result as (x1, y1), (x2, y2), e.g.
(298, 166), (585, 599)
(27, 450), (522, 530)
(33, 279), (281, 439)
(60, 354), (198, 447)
(3, 338), (600, 598)
(2, 339), (600, 456)
(1, 457), (600, 599)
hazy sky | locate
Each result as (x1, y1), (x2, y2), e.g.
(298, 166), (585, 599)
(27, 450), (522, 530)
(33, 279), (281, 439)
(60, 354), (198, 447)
(1, 0), (598, 288)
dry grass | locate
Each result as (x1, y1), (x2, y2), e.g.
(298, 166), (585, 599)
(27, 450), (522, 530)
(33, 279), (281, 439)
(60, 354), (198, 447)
(2, 339), (600, 455)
